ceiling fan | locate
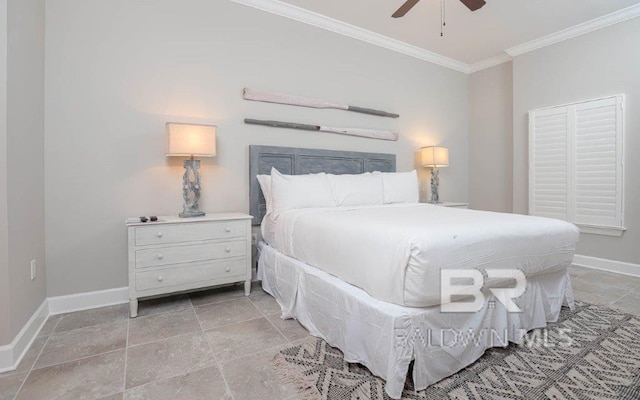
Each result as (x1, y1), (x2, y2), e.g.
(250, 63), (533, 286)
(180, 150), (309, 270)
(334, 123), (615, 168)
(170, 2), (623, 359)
(392, 0), (485, 18)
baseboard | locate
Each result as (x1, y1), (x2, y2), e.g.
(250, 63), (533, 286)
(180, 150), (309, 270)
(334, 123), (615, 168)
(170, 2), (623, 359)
(0, 299), (49, 373)
(1, 287), (128, 372)
(48, 287), (129, 315)
(574, 254), (640, 277)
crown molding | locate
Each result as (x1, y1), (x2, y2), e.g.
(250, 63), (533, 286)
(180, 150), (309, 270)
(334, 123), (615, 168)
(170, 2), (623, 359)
(468, 53), (512, 73)
(505, 3), (640, 57)
(230, 0), (471, 74)
(231, 0), (640, 75)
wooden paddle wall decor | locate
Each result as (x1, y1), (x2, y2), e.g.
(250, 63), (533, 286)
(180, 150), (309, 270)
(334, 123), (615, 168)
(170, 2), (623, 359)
(243, 88), (399, 118)
(245, 119), (398, 141)
(243, 88), (400, 141)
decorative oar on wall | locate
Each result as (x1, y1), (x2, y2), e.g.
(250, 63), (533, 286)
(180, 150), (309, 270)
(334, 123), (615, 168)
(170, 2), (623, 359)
(244, 119), (399, 141)
(243, 88), (399, 119)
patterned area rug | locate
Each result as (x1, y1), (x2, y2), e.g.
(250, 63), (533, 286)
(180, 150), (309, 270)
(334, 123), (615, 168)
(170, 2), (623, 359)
(273, 301), (640, 399)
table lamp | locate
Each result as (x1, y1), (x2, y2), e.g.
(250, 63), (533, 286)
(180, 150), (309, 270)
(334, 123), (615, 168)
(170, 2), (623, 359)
(421, 146), (449, 204)
(166, 123), (217, 217)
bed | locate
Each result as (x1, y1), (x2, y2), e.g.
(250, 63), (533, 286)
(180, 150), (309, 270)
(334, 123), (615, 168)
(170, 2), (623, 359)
(250, 145), (578, 399)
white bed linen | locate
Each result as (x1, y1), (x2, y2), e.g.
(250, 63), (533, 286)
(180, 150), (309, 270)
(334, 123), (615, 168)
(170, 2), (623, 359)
(260, 212), (277, 247)
(270, 204), (579, 307)
(327, 172), (384, 206)
(380, 170), (419, 204)
(258, 242), (574, 399)
(270, 169), (335, 215)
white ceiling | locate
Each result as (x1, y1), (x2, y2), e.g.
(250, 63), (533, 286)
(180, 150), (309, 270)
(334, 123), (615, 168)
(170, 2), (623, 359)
(279, 0), (640, 65)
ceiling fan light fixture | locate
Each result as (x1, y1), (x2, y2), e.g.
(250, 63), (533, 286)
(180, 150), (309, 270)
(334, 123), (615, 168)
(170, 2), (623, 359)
(391, 0), (486, 18)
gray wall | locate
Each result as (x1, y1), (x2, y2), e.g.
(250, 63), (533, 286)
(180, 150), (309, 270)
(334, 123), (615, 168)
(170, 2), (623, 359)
(5, 0), (46, 340)
(469, 62), (513, 213)
(0, 0), (10, 345)
(513, 18), (640, 264)
(44, 0), (469, 296)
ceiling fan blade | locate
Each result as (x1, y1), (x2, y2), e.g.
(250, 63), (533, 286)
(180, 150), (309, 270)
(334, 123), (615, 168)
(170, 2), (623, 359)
(392, 0), (421, 18)
(459, 0), (486, 11)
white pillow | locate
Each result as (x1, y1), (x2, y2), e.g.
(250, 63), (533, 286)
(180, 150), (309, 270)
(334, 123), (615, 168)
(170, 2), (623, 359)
(256, 174), (272, 214)
(270, 168), (336, 215)
(327, 172), (384, 206)
(381, 170), (419, 204)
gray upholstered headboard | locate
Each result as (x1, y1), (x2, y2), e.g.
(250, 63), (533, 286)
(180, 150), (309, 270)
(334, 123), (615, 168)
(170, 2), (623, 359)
(249, 145), (396, 225)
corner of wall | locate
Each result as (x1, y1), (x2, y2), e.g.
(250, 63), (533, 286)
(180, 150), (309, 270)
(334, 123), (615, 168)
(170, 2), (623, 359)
(5, 0), (47, 342)
(0, 0), (11, 346)
(468, 61), (514, 213)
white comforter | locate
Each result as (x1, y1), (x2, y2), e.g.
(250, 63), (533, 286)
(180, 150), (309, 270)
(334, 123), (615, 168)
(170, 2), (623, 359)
(269, 204), (579, 307)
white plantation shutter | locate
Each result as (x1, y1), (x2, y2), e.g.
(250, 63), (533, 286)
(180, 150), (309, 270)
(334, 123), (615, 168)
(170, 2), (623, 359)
(529, 95), (625, 236)
(529, 107), (569, 220)
(574, 97), (623, 228)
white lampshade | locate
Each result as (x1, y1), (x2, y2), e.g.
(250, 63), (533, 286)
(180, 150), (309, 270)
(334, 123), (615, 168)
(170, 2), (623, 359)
(166, 123), (217, 157)
(421, 146), (449, 168)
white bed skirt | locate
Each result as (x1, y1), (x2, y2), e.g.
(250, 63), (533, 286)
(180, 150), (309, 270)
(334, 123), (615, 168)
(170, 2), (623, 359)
(257, 242), (575, 399)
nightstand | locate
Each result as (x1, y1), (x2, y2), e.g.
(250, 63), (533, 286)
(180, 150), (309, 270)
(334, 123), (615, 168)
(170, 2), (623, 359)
(430, 202), (469, 209)
(126, 213), (253, 317)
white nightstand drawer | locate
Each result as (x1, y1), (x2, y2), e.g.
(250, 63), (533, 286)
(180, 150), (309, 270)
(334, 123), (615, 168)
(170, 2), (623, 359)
(135, 220), (246, 246)
(135, 259), (247, 291)
(135, 240), (247, 269)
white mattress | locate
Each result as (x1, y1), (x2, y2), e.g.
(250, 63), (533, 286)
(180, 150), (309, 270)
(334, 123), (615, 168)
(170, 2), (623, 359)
(265, 204), (580, 307)
(258, 242), (574, 399)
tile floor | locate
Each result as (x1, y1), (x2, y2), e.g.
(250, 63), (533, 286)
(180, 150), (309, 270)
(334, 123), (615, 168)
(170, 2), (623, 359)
(1, 266), (639, 400)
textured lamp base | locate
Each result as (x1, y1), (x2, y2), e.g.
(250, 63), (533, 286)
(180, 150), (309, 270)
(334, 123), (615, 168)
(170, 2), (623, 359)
(429, 167), (441, 204)
(179, 209), (205, 218)
(179, 158), (206, 218)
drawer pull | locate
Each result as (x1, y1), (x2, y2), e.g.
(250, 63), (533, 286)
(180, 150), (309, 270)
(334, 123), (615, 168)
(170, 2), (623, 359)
(225, 267), (231, 273)
(156, 232), (163, 238)
(157, 254), (164, 260)
(157, 276), (164, 282)
(225, 247), (231, 253)
(225, 227), (231, 233)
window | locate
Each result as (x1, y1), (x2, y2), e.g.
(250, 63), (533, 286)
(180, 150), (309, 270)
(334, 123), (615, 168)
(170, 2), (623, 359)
(529, 95), (625, 236)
